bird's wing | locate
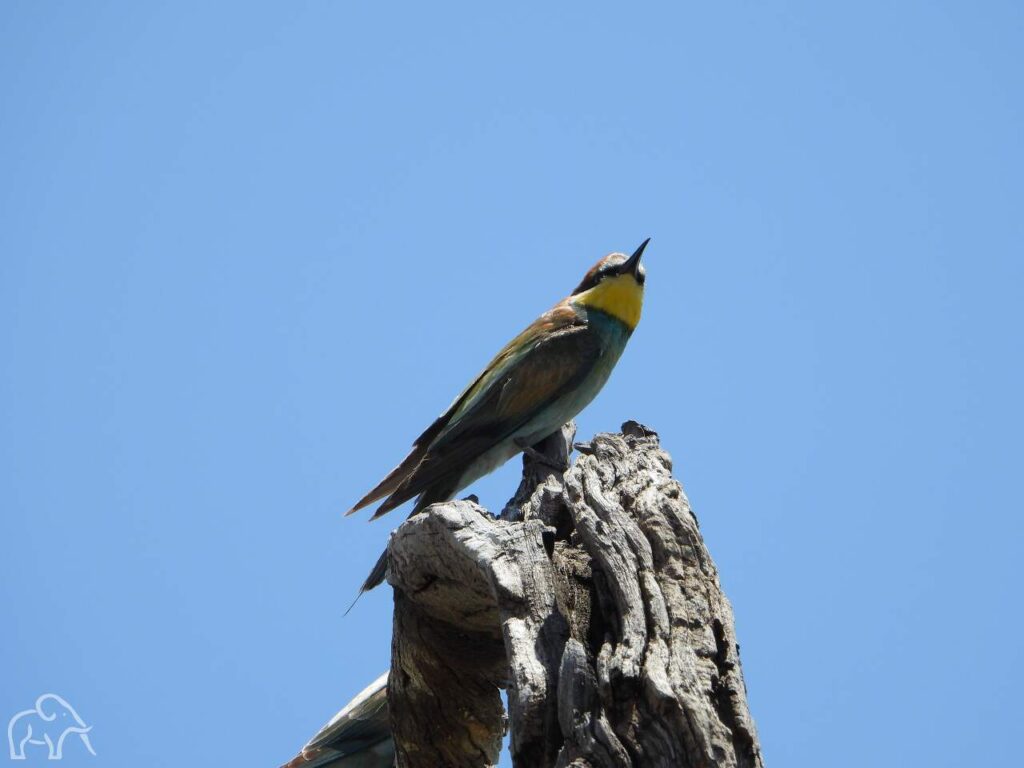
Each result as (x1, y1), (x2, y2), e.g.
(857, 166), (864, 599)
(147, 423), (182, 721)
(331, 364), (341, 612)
(431, 302), (587, 441)
(346, 301), (585, 516)
(280, 672), (393, 768)
(344, 352), (496, 515)
(369, 303), (602, 518)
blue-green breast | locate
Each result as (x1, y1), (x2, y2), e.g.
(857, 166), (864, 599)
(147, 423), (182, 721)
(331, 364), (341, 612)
(521, 309), (633, 441)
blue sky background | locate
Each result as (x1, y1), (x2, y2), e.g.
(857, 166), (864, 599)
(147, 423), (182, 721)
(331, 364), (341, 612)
(2, 2), (1022, 766)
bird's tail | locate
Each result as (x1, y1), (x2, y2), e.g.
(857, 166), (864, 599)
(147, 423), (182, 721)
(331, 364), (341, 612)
(362, 549), (389, 593)
(343, 549), (389, 616)
(345, 444), (429, 517)
(344, 480), (461, 615)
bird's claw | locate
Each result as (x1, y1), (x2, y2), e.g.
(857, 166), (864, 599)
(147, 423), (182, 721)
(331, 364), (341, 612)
(515, 438), (567, 470)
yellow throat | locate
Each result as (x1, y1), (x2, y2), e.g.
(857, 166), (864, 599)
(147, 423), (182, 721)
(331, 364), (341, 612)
(572, 274), (644, 330)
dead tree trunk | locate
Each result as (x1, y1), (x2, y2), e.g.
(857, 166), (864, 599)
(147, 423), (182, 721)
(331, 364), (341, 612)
(387, 422), (764, 768)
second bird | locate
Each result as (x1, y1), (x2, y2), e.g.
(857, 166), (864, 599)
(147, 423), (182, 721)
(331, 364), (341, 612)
(347, 238), (650, 596)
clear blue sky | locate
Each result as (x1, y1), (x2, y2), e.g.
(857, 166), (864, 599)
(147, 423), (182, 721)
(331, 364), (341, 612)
(2, 2), (1021, 766)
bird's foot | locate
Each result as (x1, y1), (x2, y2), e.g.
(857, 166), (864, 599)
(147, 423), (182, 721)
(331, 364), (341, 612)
(515, 438), (567, 470)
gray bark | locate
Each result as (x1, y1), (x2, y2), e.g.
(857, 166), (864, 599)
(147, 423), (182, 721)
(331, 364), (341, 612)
(387, 422), (763, 768)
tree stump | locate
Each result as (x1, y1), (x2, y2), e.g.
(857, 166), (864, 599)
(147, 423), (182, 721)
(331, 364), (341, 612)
(386, 422), (763, 768)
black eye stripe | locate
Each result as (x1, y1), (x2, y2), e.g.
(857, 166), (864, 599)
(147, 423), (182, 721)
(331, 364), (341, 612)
(571, 256), (629, 295)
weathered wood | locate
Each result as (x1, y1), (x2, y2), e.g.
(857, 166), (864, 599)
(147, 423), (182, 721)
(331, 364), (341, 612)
(389, 587), (507, 768)
(385, 422), (763, 768)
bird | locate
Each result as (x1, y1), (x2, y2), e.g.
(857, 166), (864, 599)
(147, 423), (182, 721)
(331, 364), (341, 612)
(280, 671), (392, 768)
(346, 238), (649, 599)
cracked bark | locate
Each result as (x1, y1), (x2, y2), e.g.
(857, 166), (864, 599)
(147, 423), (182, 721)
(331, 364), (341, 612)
(386, 422), (763, 768)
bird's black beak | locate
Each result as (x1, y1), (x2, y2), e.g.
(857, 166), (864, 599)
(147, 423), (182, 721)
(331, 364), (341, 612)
(619, 238), (650, 277)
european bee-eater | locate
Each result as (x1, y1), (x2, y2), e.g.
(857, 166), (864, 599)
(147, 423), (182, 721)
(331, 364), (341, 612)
(347, 239), (649, 596)
(281, 671), (391, 768)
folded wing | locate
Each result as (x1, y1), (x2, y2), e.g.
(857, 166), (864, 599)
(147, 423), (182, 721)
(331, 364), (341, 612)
(347, 301), (597, 519)
(368, 305), (600, 519)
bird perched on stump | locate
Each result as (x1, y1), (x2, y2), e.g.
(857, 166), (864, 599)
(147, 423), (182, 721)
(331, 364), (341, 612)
(346, 239), (650, 600)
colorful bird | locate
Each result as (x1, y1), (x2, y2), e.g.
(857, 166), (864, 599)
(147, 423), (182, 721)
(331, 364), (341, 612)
(281, 671), (392, 768)
(347, 239), (649, 597)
